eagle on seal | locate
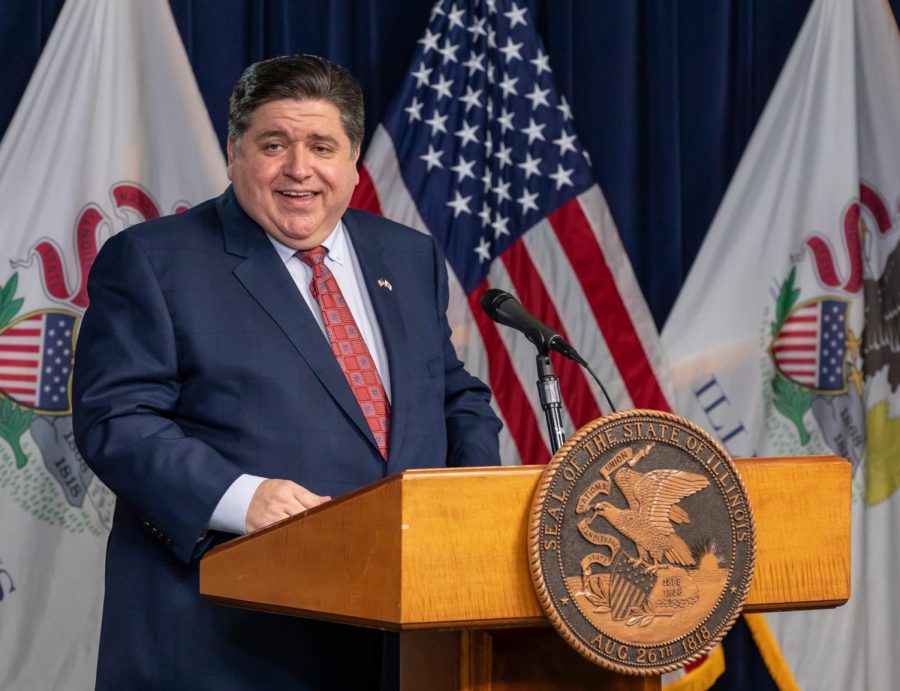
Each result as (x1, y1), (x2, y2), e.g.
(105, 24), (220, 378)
(863, 237), (900, 391)
(594, 468), (708, 569)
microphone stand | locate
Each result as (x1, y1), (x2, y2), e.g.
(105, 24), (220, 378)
(535, 350), (567, 454)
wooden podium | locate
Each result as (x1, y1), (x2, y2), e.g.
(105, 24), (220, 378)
(200, 456), (850, 690)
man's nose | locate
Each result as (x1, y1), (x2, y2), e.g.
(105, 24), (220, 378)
(283, 146), (312, 179)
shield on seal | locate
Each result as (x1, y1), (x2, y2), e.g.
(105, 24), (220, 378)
(608, 550), (657, 621)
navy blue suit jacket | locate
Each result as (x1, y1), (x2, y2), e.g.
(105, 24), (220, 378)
(73, 187), (501, 689)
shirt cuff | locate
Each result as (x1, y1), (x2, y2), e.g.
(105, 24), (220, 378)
(208, 474), (267, 535)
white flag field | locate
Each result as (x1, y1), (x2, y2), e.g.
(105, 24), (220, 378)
(662, 0), (900, 689)
(0, 0), (226, 688)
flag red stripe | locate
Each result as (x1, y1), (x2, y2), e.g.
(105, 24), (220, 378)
(1, 386), (37, 395)
(350, 165), (383, 215)
(775, 330), (817, 338)
(0, 373), (38, 382)
(469, 283), (551, 465)
(0, 344), (40, 353)
(776, 357), (816, 364)
(773, 344), (816, 352)
(0, 358), (39, 367)
(549, 200), (669, 410)
(501, 240), (603, 427)
(2, 328), (42, 337)
(787, 315), (817, 323)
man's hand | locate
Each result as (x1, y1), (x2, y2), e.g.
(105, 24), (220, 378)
(245, 479), (331, 533)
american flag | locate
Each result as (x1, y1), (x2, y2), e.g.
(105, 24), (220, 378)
(771, 299), (848, 392)
(0, 311), (77, 413)
(351, 0), (672, 464)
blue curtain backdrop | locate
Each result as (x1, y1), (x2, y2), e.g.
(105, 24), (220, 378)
(2, 1), (899, 688)
(14, 0), (883, 327)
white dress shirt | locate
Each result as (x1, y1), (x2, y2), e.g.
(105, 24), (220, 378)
(207, 220), (391, 535)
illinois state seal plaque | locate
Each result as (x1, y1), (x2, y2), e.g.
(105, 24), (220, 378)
(528, 410), (756, 675)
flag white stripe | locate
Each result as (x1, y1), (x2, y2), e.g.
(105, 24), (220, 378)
(575, 187), (674, 403)
(484, 258), (575, 437)
(521, 216), (633, 411)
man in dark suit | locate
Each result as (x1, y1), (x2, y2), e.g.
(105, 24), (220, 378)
(73, 54), (501, 690)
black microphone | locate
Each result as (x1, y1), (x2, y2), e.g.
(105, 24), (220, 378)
(480, 288), (617, 414)
(480, 289), (587, 365)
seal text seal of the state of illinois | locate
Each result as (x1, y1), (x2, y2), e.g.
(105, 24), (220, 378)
(528, 410), (756, 675)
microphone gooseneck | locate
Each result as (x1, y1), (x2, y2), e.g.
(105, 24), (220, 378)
(479, 288), (617, 415)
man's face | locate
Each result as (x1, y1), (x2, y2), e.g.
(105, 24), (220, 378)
(227, 98), (360, 249)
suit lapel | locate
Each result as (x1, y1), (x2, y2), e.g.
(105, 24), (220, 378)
(343, 212), (411, 465)
(217, 188), (375, 450)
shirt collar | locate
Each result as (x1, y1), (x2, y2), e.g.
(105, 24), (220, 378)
(266, 219), (348, 266)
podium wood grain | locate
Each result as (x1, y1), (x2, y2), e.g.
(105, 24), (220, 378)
(201, 456), (850, 628)
(200, 457), (849, 689)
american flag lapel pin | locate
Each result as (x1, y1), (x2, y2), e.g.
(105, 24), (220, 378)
(377, 278), (393, 291)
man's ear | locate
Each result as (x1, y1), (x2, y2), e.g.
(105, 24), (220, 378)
(226, 138), (235, 180)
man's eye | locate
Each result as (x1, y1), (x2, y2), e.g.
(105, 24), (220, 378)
(313, 145), (333, 154)
(264, 143), (283, 152)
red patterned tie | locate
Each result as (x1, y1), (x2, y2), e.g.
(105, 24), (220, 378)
(297, 246), (390, 459)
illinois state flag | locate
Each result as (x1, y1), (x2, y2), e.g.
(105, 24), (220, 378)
(662, 0), (900, 688)
(352, 0), (672, 466)
(0, 1), (226, 688)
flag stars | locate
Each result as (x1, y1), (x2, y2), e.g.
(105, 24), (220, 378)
(530, 49), (551, 75)
(553, 130), (578, 155)
(492, 213), (510, 239)
(558, 95), (573, 121)
(517, 153), (542, 179)
(459, 86), (483, 112)
(446, 191), (472, 217)
(418, 28), (440, 53)
(525, 84), (550, 110)
(504, 2), (528, 28)
(404, 97), (424, 122)
(474, 237), (492, 263)
(438, 39), (460, 64)
(466, 16), (487, 39)
(446, 4), (466, 29)
(522, 117), (547, 144)
(498, 73), (519, 98)
(486, 25), (497, 49)
(481, 168), (493, 194)
(411, 63), (433, 87)
(450, 155), (476, 181)
(497, 108), (515, 133)
(494, 143), (513, 168)
(430, 74), (454, 100)
(454, 120), (480, 146)
(425, 110), (449, 135)
(492, 180), (512, 202)
(420, 144), (444, 170)
(499, 37), (524, 63)
(463, 52), (485, 75)
(549, 164), (575, 189)
(479, 201), (493, 227)
(517, 189), (540, 214)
